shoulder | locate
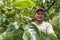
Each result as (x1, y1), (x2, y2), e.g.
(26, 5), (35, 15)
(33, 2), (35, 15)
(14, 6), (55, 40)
(44, 21), (52, 26)
(43, 21), (52, 28)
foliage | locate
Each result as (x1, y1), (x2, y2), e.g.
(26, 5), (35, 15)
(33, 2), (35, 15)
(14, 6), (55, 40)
(23, 23), (40, 40)
(0, 0), (60, 40)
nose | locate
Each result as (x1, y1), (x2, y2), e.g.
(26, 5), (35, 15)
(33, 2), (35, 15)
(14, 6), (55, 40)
(38, 14), (42, 16)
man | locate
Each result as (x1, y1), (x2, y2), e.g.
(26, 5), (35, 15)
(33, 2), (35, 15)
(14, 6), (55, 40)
(23, 8), (56, 40)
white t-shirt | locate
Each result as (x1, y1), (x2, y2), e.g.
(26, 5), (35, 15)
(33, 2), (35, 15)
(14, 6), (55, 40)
(23, 21), (55, 40)
(32, 21), (54, 34)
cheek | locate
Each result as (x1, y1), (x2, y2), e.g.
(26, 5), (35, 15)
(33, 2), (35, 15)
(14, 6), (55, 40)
(34, 14), (38, 18)
(42, 15), (45, 18)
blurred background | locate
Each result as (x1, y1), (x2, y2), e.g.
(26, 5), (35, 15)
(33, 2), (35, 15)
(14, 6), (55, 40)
(0, 0), (60, 40)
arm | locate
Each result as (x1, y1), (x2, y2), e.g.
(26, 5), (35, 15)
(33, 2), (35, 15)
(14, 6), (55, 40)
(46, 22), (57, 37)
(50, 33), (57, 37)
(22, 32), (28, 40)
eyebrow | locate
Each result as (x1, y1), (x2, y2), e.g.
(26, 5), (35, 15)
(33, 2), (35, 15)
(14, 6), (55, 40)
(37, 11), (44, 14)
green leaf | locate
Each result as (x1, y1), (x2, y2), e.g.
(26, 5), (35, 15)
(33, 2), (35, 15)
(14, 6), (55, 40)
(48, 34), (59, 40)
(23, 23), (40, 40)
(49, 16), (59, 26)
(7, 22), (19, 33)
(56, 0), (60, 5)
(40, 32), (46, 40)
(12, 0), (36, 8)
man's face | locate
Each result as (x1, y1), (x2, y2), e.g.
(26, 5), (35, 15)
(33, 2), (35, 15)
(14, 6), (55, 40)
(34, 11), (45, 21)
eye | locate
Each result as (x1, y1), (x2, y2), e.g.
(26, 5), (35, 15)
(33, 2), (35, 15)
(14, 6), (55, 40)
(37, 11), (44, 15)
(37, 12), (44, 15)
(41, 13), (44, 15)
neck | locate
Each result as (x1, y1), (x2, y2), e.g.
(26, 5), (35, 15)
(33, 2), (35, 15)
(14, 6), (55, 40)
(34, 20), (43, 25)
